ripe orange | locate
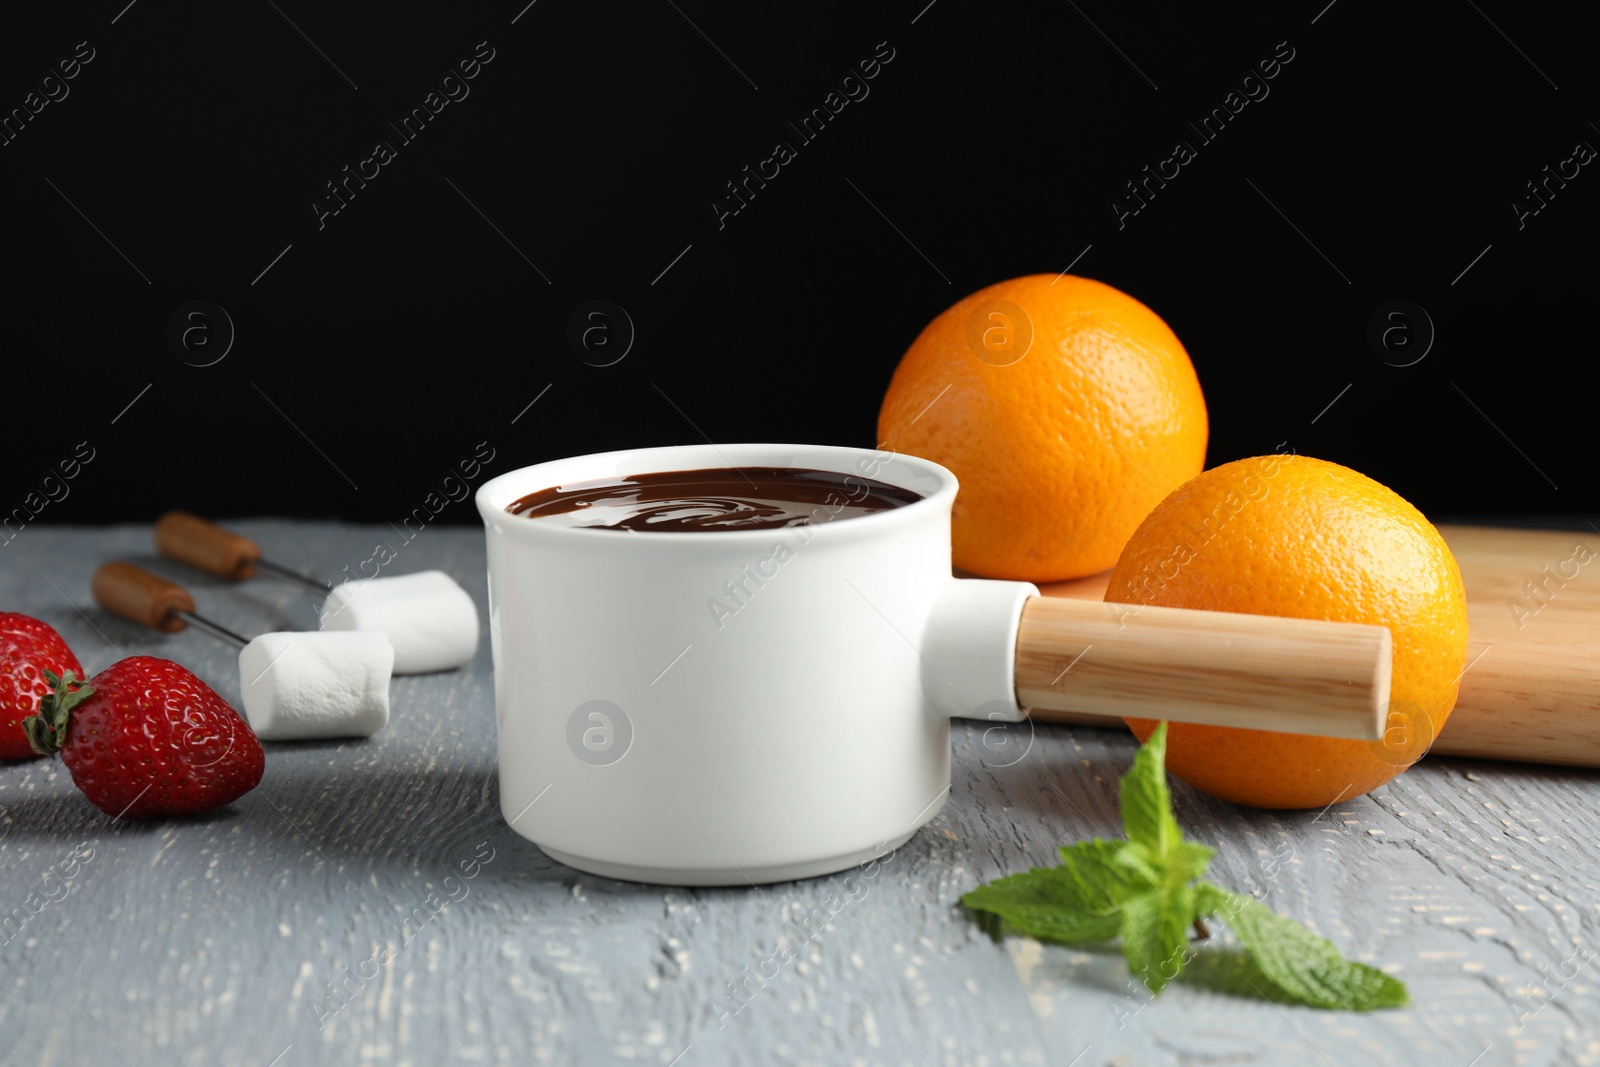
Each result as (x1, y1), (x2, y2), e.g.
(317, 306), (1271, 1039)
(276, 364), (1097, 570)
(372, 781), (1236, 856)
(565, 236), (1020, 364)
(877, 274), (1207, 581)
(1106, 454), (1469, 809)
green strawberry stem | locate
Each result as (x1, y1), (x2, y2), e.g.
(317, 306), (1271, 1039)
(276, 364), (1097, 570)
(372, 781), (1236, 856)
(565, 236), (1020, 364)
(23, 669), (96, 756)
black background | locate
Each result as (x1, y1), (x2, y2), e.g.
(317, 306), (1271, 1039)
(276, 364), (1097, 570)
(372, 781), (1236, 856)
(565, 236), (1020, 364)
(3, 0), (1594, 527)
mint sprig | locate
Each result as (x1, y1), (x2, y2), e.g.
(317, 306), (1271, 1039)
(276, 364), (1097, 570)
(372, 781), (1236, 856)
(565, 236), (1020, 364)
(961, 722), (1409, 1011)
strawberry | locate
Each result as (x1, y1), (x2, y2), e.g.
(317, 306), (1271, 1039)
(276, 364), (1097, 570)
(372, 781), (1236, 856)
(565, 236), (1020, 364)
(0, 612), (84, 761)
(25, 656), (264, 819)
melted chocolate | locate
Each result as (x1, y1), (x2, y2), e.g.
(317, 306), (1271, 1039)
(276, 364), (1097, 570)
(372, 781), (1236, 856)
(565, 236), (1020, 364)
(506, 467), (922, 532)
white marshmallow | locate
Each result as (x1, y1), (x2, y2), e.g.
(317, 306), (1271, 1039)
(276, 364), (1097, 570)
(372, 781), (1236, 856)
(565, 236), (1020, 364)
(238, 631), (393, 741)
(318, 570), (480, 674)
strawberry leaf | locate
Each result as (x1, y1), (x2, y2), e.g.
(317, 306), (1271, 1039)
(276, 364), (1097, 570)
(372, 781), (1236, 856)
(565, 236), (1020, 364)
(22, 715), (54, 756)
(24, 670), (93, 755)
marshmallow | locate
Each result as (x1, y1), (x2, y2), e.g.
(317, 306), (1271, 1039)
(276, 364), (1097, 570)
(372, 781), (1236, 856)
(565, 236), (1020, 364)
(318, 570), (480, 674)
(238, 631), (393, 741)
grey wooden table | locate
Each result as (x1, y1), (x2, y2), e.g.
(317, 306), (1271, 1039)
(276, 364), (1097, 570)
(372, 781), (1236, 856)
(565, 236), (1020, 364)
(1, 523), (1594, 1067)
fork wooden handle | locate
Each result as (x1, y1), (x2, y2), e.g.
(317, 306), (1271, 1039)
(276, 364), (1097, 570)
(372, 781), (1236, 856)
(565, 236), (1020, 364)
(153, 510), (261, 580)
(91, 561), (195, 633)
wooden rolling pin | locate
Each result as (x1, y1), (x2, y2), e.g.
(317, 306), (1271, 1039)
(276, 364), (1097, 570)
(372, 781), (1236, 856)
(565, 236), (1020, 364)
(1025, 524), (1600, 768)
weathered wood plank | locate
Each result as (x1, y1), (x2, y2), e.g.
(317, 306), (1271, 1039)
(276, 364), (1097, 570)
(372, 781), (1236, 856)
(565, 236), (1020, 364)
(0, 523), (1594, 1066)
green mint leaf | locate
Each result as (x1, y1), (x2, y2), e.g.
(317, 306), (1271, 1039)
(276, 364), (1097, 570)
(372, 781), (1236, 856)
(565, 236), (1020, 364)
(962, 725), (1407, 1011)
(962, 869), (1121, 944)
(1194, 880), (1235, 918)
(963, 840), (1148, 945)
(1114, 840), (1163, 885)
(1120, 883), (1197, 994)
(1197, 882), (1409, 1010)
(1058, 839), (1157, 911)
(1120, 721), (1181, 858)
(1113, 721), (1210, 995)
(1166, 841), (1215, 884)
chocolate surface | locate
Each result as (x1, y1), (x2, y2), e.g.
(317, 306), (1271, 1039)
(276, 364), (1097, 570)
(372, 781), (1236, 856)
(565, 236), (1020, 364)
(505, 467), (922, 532)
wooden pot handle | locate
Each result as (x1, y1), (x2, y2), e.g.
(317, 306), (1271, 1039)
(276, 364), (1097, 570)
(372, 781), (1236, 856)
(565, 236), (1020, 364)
(1014, 596), (1392, 741)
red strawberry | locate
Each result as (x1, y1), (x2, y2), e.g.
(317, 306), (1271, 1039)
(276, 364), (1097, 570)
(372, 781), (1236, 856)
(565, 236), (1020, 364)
(25, 656), (264, 819)
(0, 612), (84, 761)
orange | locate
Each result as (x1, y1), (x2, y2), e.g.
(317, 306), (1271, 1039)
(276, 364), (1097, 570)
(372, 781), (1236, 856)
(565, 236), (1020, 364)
(1106, 454), (1469, 809)
(877, 274), (1207, 581)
